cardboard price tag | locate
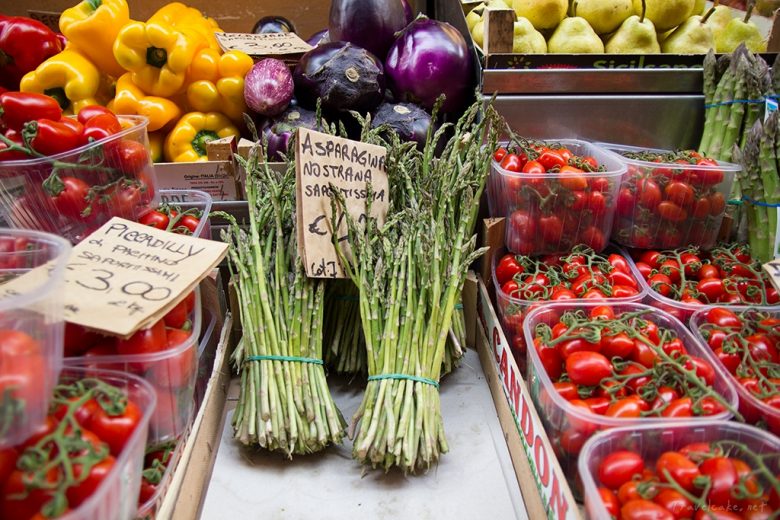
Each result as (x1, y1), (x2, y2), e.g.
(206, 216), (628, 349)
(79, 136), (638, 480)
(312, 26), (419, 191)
(763, 259), (780, 292)
(295, 128), (388, 278)
(0, 218), (228, 337)
(215, 32), (312, 56)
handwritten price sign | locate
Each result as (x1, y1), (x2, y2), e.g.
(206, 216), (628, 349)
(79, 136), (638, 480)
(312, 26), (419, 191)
(215, 32), (312, 56)
(295, 128), (388, 279)
(0, 218), (228, 337)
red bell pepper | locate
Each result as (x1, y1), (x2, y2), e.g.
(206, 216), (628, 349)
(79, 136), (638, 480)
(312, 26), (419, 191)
(0, 92), (62, 131)
(0, 16), (63, 90)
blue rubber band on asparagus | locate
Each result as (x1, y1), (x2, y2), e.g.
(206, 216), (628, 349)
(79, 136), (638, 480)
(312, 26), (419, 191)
(741, 196), (780, 208)
(367, 374), (440, 389)
(704, 98), (769, 109)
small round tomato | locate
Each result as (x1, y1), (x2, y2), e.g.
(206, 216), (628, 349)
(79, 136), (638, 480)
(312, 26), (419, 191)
(580, 226), (606, 251)
(0, 448), (17, 489)
(616, 188), (636, 216)
(559, 337), (601, 358)
(87, 399), (142, 456)
(587, 191), (607, 217)
(47, 176), (91, 219)
(698, 264), (720, 280)
(83, 112), (122, 141)
(709, 192), (727, 216)
(553, 381), (580, 401)
(608, 270), (638, 289)
(637, 179), (662, 209)
(509, 210), (536, 241)
(538, 214), (564, 244)
(635, 261), (653, 279)
(697, 278), (726, 302)
(639, 251), (662, 269)
(493, 147), (508, 162)
(648, 273), (673, 297)
(608, 254), (630, 274)
(550, 287), (577, 300)
(656, 452), (700, 492)
(605, 396), (648, 418)
(661, 397), (693, 418)
(495, 255), (523, 285)
(599, 487), (620, 517)
(522, 160), (545, 174)
(621, 499), (674, 520)
(175, 214), (200, 235)
(597, 450), (645, 489)
(653, 489), (693, 519)
(116, 319), (167, 356)
(77, 105), (114, 124)
(685, 356), (715, 386)
(657, 201), (688, 222)
(139, 210), (170, 231)
(584, 396), (610, 415)
(66, 455), (116, 507)
(617, 480), (643, 504)
(590, 306), (616, 320)
(109, 139), (150, 176)
(538, 345), (563, 381)
(698, 457), (739, 508)
(664, 181), (695, 209)
(601, 333), (635, 359)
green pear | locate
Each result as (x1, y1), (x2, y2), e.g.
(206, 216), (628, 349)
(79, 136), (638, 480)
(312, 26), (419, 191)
(606, 0), (661, 53)
(471, 19), (485, 47)
(513, 17), (548, 52)
(661, 14), (715, 54)
(465, 4), (485, 31)
(633, 0), (694, 31)
(657, 28), (674, 44)
(715, 16), (767, 52)
(512, 0), (568, 30)
(704, 5), (734, 39)
(688, 0), (706, 16)
(547, 15), (605, 53)
(575, 0), (635, 34)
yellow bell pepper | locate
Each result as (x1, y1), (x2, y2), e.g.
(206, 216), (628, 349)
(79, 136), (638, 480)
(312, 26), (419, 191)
(59, 0), (130, 78)
(186, 50), (253, 123)
(113, 20), (202, 97)
(147, 3), (223, 50)
(20, 49), (107, 115)
(111, 73), (181, 131)
(164, 111), (239, 162)
(148, 130), (166, 162)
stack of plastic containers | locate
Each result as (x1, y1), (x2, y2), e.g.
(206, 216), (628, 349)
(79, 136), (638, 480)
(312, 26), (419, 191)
(0, 228), (70, 447)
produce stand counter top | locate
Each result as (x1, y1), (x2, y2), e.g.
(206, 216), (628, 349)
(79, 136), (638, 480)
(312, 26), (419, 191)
(200, 349), (527, 519)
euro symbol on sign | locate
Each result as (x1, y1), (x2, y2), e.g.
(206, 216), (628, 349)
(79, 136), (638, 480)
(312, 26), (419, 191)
(308, 215), (328, 236)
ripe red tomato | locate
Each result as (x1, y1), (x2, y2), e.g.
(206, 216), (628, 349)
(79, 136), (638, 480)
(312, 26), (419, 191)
(621, 499), (674, 520)
(537, 344), (563, 381)
(657, 201), (688, 222)
(537, 149), (566, 170)
(77, 105), (114, 125)
(584, 396), (610, 415)
(605, 396), (648, 418)
(709, 192), (726, 216)
(617, 480), (643, 504)
(698, 264), (720, 280)
(566, 351), (612, 386)
(608, 270), (638, 289)
(587, 191), (607, 217)
(152, 330), (196, 389)
(139, 210), (170, 231)
(597, 450), (645, 489)
(580, 226), (606, 251)
(639, 251), (662, 269)
(493, 147), (508, 162)
(697, 278), (726, 302)
(87, 399), (143, 456)
(661, 397), (693, 418)
(82, 113), (121, 141)
(553, 381), (579, 401)
(495, 255), (523, 285)
(0, 448), (17, 489)
(648, 273), (673, 297)
(47, 176), (91, 219)
(599, 487), (620, 517)
(650, 386), (680, 411)
(601, 332), (635, 359)
(522, 160), (545, 174)
(66, 455), (116, 507)
(509, 210), (536, 241)
(538, 214), (564, 244)
(699, 456), (739, 508)
(1, 468), (58, 520)
(685, 356), (716, 385)
(608, 254), (630, 274)
(558, 166), (588, 190)
(616, 188), (636, 216)
(109, 139), (149, 176)
(176, 215), (200, 235)
(637, 179), (662, 209)
(559, 337), (601, 358)
(664, 181), (695, 209)
(656, 452), (700, 492)
(653, 489), (693, 519)
(116, 319), (167, 356)
(635, 261), (653, 279)
(692, 197), (712, 219)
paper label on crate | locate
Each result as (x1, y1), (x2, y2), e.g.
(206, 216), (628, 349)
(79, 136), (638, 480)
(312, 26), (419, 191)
(215, 32), (312, 56)
(0, 218), (228, 337)
(295, 128), (388, 279)
(155, 161), (238, 201)
(475, 280), (580, 520)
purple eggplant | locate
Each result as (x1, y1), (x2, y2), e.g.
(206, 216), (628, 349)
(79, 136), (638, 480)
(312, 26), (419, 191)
(252, 16), (296, 34)
(371, 102), (433, 150)
(328, 0), (408, 60)
(262, 106), (318, 161)
(244, 58), (294, 117)
(306, 29), (330, 47)
(385, 17), (472, 113)
(293, 42), (385, 114)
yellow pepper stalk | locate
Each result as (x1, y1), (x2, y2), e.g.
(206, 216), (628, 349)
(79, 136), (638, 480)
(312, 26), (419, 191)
(59, 0), (130, 78)
(111, 73), (181, 131)
(147, 3), (223, 50)
(20, 48), (107, 114)
(164, 111), (239, 162)
(148, 130), (166, 162)
(187, 50), (252, 123)
(113, 20), (203, 97)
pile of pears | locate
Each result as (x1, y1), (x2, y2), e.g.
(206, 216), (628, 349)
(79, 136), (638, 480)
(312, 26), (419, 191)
(466, 0), (768, 54)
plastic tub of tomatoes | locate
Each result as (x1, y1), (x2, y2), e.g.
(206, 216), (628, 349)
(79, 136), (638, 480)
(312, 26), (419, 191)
(63, 289), (200, 443)
(488, 138), (627, 255)
(602, 144), (739, 250)
(0, 96), (158, 244)
(0, 367), (155, 520)
(690, 307), (780, 436)
(523, 302), (739, 493)
(143, 189), (212, 239)
(628, 243), (780, 323)
(579, 421), (780, 520)
(492, 245), (646, 370)
(136, 439), (182, 520)
(0, 228), (71, 448)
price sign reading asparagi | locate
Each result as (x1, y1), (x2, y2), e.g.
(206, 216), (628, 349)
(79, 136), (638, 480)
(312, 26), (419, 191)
(295, 128), (389, 279)
(215, 32), (312, 57)
(0, 218), (228, 337)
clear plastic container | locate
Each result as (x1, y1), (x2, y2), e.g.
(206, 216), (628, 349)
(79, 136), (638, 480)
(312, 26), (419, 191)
(158, 189), (212, 239)
(579, 422), (780, 520)
(690, 307), (780, 435)
(58, 367), (156, 520)
(0, 228), (71, 447)
(487, 139), (627, 255)
(600, 143), (739, 250)
(0, 115), (159, 244)
(195, 308), (218, 407)
(492, 245), (647, 372)
(624, 253), (780, 324)
(135, 440), (183, 520)
(523, 302), (739, 492)
(64, 290), (201, 443)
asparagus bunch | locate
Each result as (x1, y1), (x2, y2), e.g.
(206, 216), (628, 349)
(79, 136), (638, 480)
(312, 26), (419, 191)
(332, 100), (500, 473)
(699, 46), (772, 163)
(323, 280), (367, 376)
(736, 111), (780, 262)
(221, 153), (346, 455)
